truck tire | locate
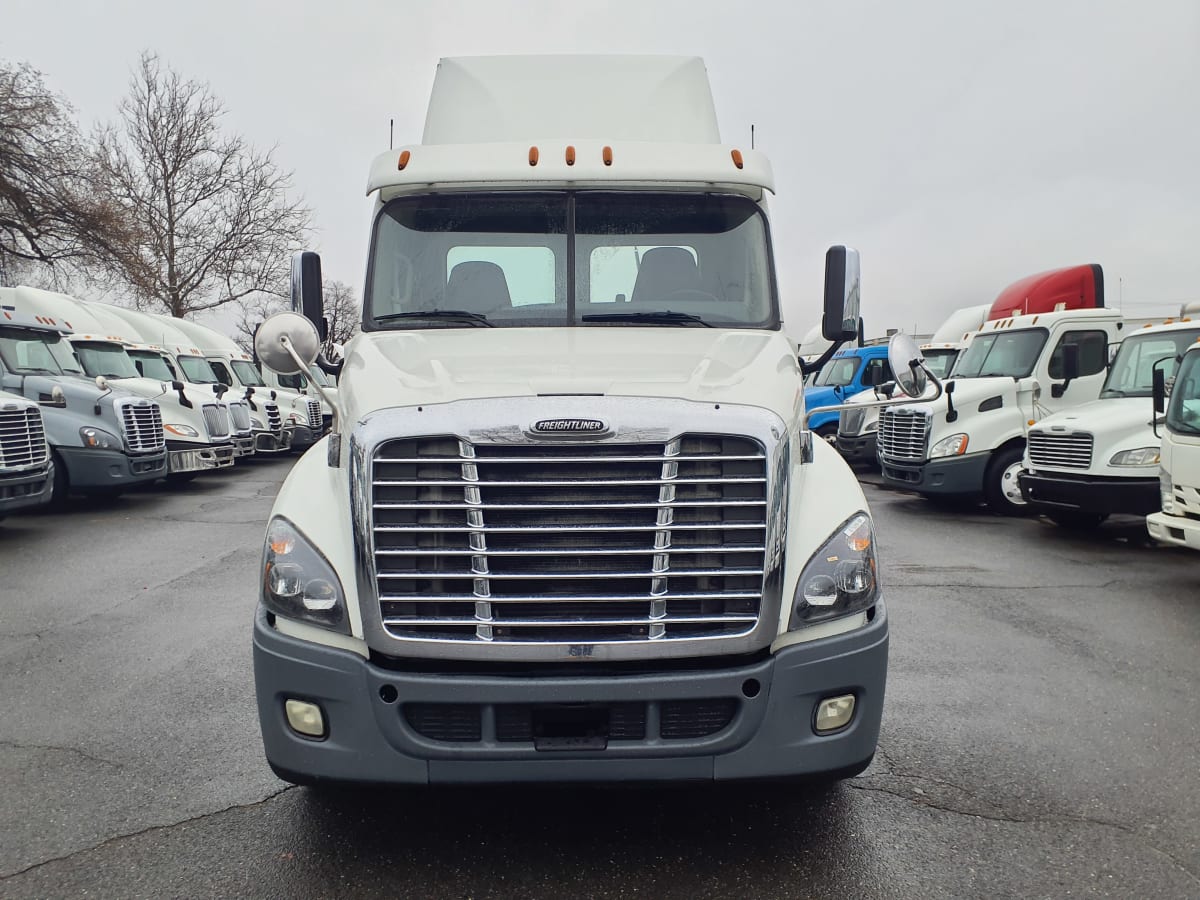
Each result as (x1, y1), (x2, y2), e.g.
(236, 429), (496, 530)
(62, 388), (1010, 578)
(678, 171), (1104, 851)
(47, 452), (70, 510)
(983, 445), (1031, 516)
(1046, 511), (1108, 530)
(816, 423), (838, 446)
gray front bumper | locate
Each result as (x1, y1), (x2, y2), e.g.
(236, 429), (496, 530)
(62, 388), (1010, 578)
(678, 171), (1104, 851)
(0, 463), (54, 514)
(57, 446), (166, 490)
(253, 604), (888, 785)
(880, 452), (989, 495)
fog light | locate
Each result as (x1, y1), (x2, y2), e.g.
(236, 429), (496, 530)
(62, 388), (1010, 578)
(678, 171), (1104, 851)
(285, 699), (326, 738)
(815, 694), (856, 734)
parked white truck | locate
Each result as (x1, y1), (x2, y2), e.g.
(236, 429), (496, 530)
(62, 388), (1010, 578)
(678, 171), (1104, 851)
(836, 305), (987, 466)
(1146, 333), (1200, 549)
(0, 389), (54, 517)
(878, 306), (1141, 513)
(151, 315), (297, 454)
(247, 55), (942, 787)
(0, 289), (167, 502)
(1019, 319), (1200, 527)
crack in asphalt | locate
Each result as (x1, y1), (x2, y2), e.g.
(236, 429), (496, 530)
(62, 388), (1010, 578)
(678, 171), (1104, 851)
(856, 749), (1199, 886)
(0, 739), (124, 770)
(890, 579), (1122, 591)
(0, 785), (296, 882)
(0, 546), (253, 640)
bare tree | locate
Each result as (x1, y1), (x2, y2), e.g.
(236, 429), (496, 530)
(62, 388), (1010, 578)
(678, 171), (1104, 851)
(91, 53), (310, 317)
(321, 279), (360, 357)
(231, 291), (286, 354)
(0, 61), (127, 281)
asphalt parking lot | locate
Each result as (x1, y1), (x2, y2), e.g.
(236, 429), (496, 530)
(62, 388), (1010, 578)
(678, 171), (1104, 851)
(1, 456), (1197, 899)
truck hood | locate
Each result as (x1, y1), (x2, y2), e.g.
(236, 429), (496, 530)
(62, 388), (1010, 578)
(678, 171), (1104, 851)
(339, 328), (801, 423)
(1035, 397), (1158, 446)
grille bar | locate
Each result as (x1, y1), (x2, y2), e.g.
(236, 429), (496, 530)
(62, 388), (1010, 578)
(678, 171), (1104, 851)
(228, 401), (252, 434)
(118, 401), (166, 453)
(305, 398), (321, 429)
(372, 432), (768, 645)
(0, 405), (49, 470)
(202, 404), (231, 439)
(265, 403), (283, 432)
(1027, 431), (1094, 469)
(877, 409), (929, 461)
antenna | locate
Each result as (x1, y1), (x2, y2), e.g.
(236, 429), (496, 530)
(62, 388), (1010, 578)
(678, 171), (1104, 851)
(750, 124), (755, 149)
(390, 119), (394, 150)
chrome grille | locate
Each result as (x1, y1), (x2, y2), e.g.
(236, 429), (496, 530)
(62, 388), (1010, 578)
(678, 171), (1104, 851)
(202, 404), (230, 439)
(228, 401), (252, 434)
(0, 402), (48, 470)
(118, 400), (165, 453)
(371, 434), (768, 644)
(304, 398), (321, 429)
(1027, 430), (1094, 469)
(265, 402), (282, 433)
(877, 408), (930, 461)
(839, 408), (866, 436)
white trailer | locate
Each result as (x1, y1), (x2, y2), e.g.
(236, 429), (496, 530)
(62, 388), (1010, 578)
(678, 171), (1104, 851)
(246, 54), (941, 788)
(1019, 319), (1200, 527)
(1146, 334), (1200, 549)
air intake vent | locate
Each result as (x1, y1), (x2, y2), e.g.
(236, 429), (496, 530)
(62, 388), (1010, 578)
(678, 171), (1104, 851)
(202, 404), (230, 439)
(118, 401), (165, 453)
(228, 401), (252, 434)
(1027, 430), (1094, 469)
(877, 408), (929, 462)
(0, 402), (49, 470)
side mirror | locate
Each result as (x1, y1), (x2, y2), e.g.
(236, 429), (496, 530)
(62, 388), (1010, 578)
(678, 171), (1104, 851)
(1051, 344), (1080, 398)
(864, 366), (885, 388)
(291, 250), (327, 342)
(887, 333), (928, 399)
(254, 311), (322, 376)
(821, 245), (861, 342)
(1153, 367), (1167, 415)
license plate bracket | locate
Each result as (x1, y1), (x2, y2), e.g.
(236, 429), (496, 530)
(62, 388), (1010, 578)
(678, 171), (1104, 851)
(532, 703), (610, 752)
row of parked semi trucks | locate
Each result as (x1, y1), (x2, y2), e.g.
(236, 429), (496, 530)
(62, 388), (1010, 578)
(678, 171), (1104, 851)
(801, 264), (1200, 552)
(0, 285), (337, 517)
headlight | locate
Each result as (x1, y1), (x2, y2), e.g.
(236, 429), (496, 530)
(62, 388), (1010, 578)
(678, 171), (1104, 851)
(790, 513), (879, 629)
(930, 433), (968, 457)
(262, 518), (348, 633)
(1109, 447), (1160, 467)
(79, 426), (120, 449)
(287, 412), (304, 424)
(164, 423), (199, 437)
(1161, 470), (1176, 514)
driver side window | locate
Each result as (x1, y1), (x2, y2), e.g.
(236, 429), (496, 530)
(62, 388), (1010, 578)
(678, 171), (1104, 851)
(1048, 330), (1107, 379)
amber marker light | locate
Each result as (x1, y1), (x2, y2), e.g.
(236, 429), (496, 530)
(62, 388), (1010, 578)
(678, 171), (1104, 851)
(731, 149), (744, 169)
(397, 150), (411, 170)
(602, 146), (613, 166)
(565, 145), (576, 166)
(528, 145), (539, 166)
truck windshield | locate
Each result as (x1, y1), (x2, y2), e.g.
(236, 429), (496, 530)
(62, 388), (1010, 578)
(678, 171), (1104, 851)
(953, 329), (1047, 379)
(814, 357), (860, 387)
(177, 355), (220, 384)
(366, 192), (776, 330)
(922, 348), (959, 378)
(127, 349), (177, 381)
(72, 341), (140, 379)
(307, 365), (331, 387)
(0, 326), (85, 375)
(1100, 329), (1200, 399)
(1167, 350), (1200, 435)
(231, 360), (266, 387)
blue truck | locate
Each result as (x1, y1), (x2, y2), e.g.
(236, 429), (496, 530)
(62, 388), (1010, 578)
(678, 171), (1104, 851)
(804, 345), (894, 442)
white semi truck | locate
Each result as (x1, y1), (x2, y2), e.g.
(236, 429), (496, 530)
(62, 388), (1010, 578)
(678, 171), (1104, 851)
(878, 306), (1140, 514)
(1019, 319), (1200, 528)
(247, 55), (940, 788)
(1146, 333), (1200, 549)
(11, 288), (244, 476)
(0, 389), (54, 517)
(836, 305), (987, 466)
(151, 315), (297, 454)
(0, 289), (167, 502)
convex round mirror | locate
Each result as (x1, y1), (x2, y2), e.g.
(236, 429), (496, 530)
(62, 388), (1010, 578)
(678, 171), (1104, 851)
(254, 312), (321, 375)
(887, 332), (929, 398)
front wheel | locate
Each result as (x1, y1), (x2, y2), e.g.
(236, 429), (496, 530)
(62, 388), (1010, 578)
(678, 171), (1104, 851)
(983, 445), (1031, 516)
(816, 424), (838, 447)
(46, 452), (70, 510)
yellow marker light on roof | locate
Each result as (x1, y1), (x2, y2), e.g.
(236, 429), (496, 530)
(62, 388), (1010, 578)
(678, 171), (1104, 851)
(528, 145), (539, 166)
(602, 145), (613, 166)
(1028, 419), (1036, 426)
(397, 150), (411, 171)
(731, 148), (744, 169)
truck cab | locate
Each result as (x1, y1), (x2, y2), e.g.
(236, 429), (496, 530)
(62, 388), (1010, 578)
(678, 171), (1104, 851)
(1146, 335), (1200, 549)
(879, 305), (1131, 514)
(0, 389), (54, 517)
(1020, 320), (1200, 527)
(246, 55), (938, 788)
(0, 291), (167, 502)
(805, 345), (893, 441)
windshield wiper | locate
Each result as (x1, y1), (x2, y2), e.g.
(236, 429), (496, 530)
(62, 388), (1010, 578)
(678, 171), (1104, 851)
(375, 310), (494, 327)
(581, 311), (713, 327)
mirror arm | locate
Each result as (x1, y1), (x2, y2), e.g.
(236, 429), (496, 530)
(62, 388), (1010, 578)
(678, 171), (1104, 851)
(279, 335), (340, 432)
(314, 352), (343, 377)
(799, 339), (847, 378)
(805, 365), (944, 428)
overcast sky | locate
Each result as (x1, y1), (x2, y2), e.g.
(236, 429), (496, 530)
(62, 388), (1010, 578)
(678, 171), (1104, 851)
(6, 0), (1199, 338)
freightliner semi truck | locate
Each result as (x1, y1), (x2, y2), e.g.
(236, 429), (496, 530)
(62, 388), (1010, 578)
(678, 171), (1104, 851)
(1019, 319), (1200, 528)
(0, 389), (54, 517)
(1146, 332), (1200, 549)
(250, 55), (938, 787)
(0, 289), (167, 502)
